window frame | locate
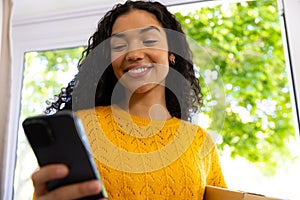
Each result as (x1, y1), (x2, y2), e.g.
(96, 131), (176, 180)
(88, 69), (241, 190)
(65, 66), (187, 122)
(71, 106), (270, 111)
(278, 0), (300, 132)
(4, 0), (300, 199)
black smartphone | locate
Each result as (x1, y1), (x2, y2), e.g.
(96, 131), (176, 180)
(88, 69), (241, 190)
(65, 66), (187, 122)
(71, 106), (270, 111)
(22, 111), (107, 200)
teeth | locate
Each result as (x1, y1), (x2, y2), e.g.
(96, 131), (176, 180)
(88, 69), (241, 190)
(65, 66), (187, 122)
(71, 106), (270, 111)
(128, 67), (148, 74)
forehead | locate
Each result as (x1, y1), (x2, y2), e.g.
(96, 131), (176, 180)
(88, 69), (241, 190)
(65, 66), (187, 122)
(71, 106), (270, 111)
(111, 9), (163, 35)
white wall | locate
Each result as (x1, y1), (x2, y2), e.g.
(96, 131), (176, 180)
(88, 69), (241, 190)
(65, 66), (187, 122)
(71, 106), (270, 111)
(12, 0), (194, 20)
(13, 0), (124, 19)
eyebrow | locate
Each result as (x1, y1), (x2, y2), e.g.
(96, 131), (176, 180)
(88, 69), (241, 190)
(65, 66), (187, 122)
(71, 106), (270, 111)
(111, 26), (161, 38)
(140, 26), (161, 34)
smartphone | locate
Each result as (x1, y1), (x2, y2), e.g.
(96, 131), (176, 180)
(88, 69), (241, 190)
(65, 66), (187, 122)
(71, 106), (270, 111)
(22, 111), (107, 200)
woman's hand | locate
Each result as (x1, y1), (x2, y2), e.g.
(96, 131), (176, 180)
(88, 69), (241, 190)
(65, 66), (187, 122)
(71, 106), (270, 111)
(32, 164), (106, 200)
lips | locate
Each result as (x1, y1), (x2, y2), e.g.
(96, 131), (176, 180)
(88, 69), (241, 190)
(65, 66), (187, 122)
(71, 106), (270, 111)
(124, 65), (153, 77)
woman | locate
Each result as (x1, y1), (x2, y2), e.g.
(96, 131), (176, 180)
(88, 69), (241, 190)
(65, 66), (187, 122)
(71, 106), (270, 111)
(32, 1), (226, 199)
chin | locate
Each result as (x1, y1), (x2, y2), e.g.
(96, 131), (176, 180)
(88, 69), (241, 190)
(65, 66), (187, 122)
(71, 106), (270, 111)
(133, 84), (156, 93)
(126, 83), (160, 94)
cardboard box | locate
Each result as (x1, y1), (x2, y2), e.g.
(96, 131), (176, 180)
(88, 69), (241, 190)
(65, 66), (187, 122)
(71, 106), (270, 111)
(204, 186), (284, 200)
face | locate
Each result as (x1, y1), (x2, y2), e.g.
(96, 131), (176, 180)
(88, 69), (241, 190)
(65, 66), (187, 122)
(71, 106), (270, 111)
(110, 9), (169, 95)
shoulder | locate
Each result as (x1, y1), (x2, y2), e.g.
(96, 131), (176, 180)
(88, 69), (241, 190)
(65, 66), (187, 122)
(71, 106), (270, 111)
(179, 119), (209, 139)
(75, 106), (112, 133)
(179, 120), (219, 158)
(76, 106), (111, 118)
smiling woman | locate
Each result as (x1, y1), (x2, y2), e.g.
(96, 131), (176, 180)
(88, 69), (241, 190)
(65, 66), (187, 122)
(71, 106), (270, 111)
(8, 0), (300, 200)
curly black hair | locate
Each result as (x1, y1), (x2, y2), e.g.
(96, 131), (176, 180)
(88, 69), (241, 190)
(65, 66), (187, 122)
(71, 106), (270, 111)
(45, 0), (202, 121)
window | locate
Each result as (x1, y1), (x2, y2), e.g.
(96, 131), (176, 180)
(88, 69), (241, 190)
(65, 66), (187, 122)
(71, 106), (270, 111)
(14, 47), (84, 200)
(8, 0), (300, 199)
(9, 8), (100, 199)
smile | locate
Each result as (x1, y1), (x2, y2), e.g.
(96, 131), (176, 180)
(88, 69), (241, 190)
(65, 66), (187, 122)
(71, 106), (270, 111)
(128, 67), (149, 73)
(125, 65), (153, 77)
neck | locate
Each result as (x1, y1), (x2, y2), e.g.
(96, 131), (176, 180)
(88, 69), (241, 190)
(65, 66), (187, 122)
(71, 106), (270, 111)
(120, 85), (171, 120)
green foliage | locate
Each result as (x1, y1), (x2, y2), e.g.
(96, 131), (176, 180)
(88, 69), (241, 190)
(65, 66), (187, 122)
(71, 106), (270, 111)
(21, 47), (85, 118)
(175, 0), (295, 175)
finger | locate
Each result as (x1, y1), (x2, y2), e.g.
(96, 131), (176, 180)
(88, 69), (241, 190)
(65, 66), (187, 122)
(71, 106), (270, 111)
(32, 164), (69, 196)
(43, 179), (102, 200)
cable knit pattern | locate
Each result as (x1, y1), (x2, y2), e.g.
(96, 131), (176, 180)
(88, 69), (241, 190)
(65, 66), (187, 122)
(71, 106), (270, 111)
(76, 105), (226, 200)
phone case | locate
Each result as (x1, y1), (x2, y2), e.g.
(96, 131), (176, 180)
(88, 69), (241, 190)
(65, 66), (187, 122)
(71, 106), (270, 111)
(22, 111), (107, 200)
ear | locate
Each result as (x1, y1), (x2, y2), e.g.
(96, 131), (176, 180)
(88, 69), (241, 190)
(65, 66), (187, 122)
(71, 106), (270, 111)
(169, 53), (175, 65)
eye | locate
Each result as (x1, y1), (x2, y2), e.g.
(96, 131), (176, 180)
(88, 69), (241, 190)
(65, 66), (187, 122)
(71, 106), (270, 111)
(111, 44), (127, 52)
(143, 39), (158, 46)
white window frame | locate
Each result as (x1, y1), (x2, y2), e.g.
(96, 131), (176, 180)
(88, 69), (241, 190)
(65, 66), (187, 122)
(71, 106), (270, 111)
(4, 0), (300, 199)
(278, 0), (300, 131)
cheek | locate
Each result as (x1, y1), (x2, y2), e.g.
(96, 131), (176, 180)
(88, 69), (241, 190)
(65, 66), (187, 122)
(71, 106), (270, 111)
(111, 51), (121, 64)
(111, 57), (123, 80)
(154, 50), (169, 66)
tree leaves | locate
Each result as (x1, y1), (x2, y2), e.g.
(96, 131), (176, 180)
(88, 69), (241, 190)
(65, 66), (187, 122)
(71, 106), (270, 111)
(21, 47), (85, 117)
(175, 0), (295, 175)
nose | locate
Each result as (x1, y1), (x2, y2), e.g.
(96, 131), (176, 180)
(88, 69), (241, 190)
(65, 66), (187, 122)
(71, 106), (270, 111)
(125, 49), (145, 61)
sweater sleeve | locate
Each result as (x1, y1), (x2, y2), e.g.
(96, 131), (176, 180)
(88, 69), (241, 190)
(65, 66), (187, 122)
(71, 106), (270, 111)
(205, 143), (227, 188)
(202, 132), (227, 188)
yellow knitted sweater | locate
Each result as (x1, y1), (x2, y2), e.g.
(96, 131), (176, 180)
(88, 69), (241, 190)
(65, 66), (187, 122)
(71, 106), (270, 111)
(76, 105), (226, 200)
